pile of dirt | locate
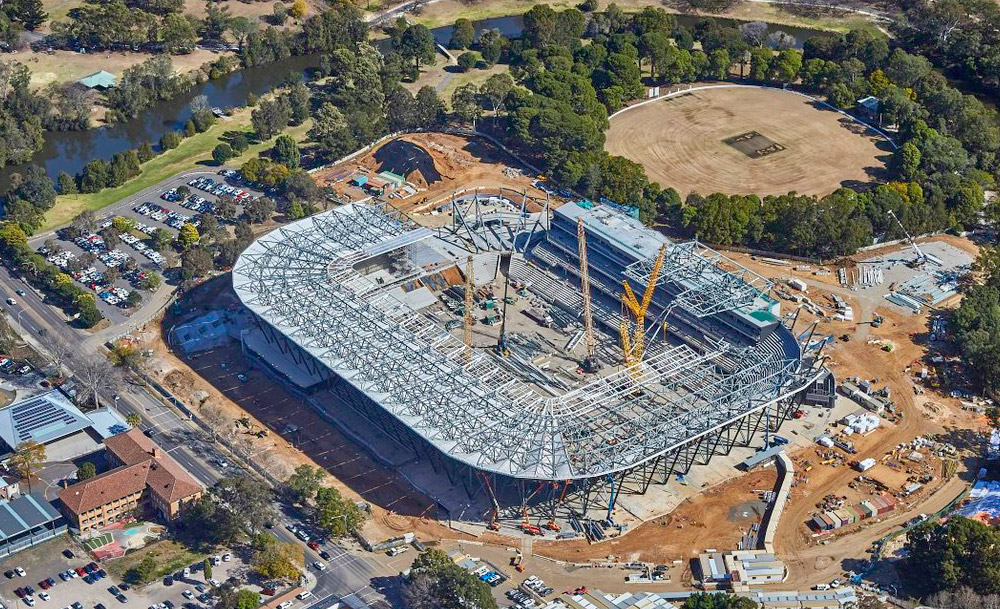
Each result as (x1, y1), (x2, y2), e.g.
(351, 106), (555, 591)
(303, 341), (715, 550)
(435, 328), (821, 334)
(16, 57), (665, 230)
(407, 169), (429, 189)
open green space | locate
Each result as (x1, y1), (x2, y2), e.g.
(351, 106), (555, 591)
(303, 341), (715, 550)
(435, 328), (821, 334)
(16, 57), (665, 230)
(39, 111), (311, 232)
(105, 539), (209, 586)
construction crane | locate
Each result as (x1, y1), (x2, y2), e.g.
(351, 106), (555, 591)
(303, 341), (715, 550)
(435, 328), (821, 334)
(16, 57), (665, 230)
(577, 218), (600, 373)
(496, 268), (511, 357)
(887, 209), (926, 265)
(463, 256), (474, 363)
(620, 245), (668, 370)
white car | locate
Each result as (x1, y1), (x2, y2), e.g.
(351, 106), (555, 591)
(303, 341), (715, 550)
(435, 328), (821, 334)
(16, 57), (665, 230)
(5, 298), (16, 306)
(14, 567), (25, 577)
(296, 591), (313, 600)
(38, 592), (50, 602)
(278, 602), (293, 609)
(23, 598), (35, 607)
(222, 553), (232, 562)
(209, 578), (220, 587)
(312, 561), (326, 571)
(181, 590), (193, 599)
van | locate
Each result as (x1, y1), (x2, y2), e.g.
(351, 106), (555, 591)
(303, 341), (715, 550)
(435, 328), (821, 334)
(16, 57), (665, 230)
(813, 584), (830, 591)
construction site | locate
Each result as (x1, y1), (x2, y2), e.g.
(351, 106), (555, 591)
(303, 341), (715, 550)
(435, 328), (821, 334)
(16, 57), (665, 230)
(229, 188), (832, 538)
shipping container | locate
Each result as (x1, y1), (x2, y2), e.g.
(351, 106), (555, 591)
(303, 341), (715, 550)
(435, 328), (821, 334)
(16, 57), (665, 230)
(860, 502), (877, 519)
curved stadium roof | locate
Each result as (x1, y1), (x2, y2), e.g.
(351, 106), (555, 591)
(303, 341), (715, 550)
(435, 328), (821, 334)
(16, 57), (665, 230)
(232, 203), (813, 481)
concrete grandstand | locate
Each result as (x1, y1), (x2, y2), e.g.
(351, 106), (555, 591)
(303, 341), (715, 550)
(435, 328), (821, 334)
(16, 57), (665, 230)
(232, 196), (827, 531)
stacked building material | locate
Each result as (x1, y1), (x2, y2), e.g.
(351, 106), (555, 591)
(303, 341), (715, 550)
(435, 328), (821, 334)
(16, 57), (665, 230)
(810, 496), (895, 531)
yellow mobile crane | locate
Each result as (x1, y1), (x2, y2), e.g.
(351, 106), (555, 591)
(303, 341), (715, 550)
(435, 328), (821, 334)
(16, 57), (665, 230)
(620, 245), (667, 371)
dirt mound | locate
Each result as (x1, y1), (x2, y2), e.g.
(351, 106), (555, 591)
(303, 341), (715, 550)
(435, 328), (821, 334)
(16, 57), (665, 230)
(407, 169), (429, 189)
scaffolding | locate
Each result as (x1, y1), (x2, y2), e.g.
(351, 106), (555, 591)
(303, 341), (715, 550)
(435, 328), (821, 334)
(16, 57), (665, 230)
(233, 201), (823, 520)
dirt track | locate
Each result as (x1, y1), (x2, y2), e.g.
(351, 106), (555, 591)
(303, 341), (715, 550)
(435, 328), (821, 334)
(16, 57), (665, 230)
(605, 86), (891, 197)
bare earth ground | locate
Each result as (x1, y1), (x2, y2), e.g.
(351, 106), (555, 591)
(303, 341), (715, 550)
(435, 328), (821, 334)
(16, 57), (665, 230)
(605, 86), (891, 197)
(313, 132), (551, 214)
(141, 211), (980, 589)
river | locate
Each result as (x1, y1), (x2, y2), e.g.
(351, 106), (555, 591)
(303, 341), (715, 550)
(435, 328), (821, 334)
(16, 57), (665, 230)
(0, 14), (832, 191)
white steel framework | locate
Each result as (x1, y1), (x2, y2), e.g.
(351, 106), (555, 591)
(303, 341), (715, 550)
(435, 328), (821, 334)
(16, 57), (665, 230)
(233, 203), (816, 484)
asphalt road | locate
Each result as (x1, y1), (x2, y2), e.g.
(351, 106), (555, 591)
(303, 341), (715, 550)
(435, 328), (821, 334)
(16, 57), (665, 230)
(1, 238), (392, 609)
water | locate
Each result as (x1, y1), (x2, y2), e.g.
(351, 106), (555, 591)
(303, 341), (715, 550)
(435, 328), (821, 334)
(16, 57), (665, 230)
(0, 15), (831, 191)
(0, 53), (322, 189)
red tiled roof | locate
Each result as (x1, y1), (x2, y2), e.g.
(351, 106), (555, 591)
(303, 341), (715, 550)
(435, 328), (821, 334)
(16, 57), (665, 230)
(58, 429), (203, 516)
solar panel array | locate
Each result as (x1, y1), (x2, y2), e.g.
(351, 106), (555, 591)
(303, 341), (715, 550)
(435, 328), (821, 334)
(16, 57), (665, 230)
(11, 396), (83, 443)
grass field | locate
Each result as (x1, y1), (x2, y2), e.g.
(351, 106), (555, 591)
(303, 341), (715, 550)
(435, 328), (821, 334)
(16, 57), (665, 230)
(105, 540), (208, 586)
(605, 85), (891, 197)
(41, 109), (312, 232)
(409, 0), (884, 33)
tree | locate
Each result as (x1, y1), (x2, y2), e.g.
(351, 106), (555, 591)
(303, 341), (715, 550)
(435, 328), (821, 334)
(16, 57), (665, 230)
(681, 593), (760, 609)
(316, 486), (364, 537)
(211, 476), (277, 538)
(451, 83), (481, 128)
(404, 549), (497, 609)
(178, 223), (200, 249)
(203, 557), (213, 580)
(76, 462), (97, 480)
(450, 18), (474, 50)
(213, 196), (237, 222)
(398, 24), (436, 70)
(213, 143), (235, 165)
(57, 172), (77, 194)
(414, 86), (445, 127)
(308, 103), (354, 159)
(160, 131), (182, 150)
(153, 227), (173, 251)
(126, 412), (142, 427)
(290, 0), (308, 19)
(271, 135), (300, 169)
(10, 440), (45, 493)
(285, 464), (324, 504)
(906, 517), (1000, 595)
(479, 73), (513, 117)
(76, 294), (103, 328)
(251, 97), (291, 140)
(252, 536), (303, 581)
(243, 197), (276, 224)
(124, 556), (157, 585)
(201, 2), (231, 40)
(457, 51), (477, 72)
(75, 357), (121, 408)
(182, 247), (214, 278)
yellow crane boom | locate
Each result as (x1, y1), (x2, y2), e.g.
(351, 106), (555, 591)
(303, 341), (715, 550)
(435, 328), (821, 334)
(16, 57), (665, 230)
(621, 245), (668, 369)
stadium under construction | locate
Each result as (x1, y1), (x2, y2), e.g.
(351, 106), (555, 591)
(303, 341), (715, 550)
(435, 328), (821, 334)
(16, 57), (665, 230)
(232, 192), (831, 531)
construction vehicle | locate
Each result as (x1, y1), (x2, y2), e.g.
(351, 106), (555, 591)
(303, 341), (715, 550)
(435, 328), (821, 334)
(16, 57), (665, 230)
(545, 520), (561, 532)
(620, 245), (668, 373)
(577, 218), (601, 373)
(522, 523), (542, 536)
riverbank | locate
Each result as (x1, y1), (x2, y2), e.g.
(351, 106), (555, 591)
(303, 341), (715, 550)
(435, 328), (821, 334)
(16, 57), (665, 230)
(41, 107), (311, 232)
(408, 0), (883, 33)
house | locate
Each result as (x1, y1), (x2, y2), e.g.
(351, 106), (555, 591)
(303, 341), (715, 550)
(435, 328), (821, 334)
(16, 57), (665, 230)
(57, 429), (203, 534)
(77, 70), (117, 90)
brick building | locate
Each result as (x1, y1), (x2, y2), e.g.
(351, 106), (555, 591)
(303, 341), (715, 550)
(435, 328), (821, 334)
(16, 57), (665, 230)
(58, 429), (203, 534)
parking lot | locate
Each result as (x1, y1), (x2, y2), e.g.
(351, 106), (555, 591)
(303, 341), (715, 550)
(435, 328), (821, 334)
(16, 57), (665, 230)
(34, 170), (262, 324)
(0, 537), (249, 609)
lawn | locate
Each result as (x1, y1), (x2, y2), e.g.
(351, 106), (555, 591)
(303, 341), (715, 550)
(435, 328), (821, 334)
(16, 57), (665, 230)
(409, 0), (884, 33)
(105, 539), (209, 586)
(40, 111), (312, 232)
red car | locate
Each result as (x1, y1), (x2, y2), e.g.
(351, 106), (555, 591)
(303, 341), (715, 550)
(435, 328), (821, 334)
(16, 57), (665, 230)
(75, 567), (87, 577)
(307, 541), (320, 551)
(38, 580), (50, 589)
